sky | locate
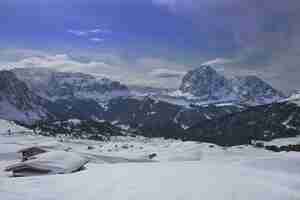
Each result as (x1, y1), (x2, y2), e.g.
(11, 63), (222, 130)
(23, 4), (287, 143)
(0, 0), (300, 92)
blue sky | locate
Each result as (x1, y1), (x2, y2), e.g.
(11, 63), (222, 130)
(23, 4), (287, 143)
(1, 0), (300, 91)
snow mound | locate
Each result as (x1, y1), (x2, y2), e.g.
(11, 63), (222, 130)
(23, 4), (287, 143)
(6, 151), (88, 174)
(261, 135), (300, 146)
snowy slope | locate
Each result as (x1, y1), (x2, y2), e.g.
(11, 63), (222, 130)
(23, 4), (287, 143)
(0, 119), (32, 134)
(1, 133), (300, 200)
(1, 160), (299, 200)
(281, 91), (300, 105)
(263, 135), (300, 146)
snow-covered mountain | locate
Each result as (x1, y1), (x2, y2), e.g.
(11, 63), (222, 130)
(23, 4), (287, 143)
(0, 71), (49, 124)
(175, 65), (284, 105)
(12, 68), (130, 103)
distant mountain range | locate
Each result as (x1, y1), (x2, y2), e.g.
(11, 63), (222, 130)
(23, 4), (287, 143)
(0, 66), (299, 146)
(12, 67), (130, 103)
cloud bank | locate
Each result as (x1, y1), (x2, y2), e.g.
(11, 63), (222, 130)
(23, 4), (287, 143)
(1, 50), (187, 89)
(150, 68), (186, 78)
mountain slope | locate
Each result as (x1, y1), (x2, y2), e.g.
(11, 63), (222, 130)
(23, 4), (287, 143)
(187, 98), (300, 146)
(30, 119), (128, 140)
(103, 97), (241, 138)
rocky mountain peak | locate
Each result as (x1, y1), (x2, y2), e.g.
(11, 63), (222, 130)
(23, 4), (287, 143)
(179, 65), (233, 100)
(179, 65), (285, 105)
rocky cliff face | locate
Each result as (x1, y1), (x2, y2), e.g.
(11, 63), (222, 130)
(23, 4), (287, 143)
(179, 65), (234, 101)
(0, 70), (49, 124)
(12, 68), (130, 102)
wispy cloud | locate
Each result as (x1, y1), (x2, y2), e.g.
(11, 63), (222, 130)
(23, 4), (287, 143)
(89, 38), (105, 43)
(67, 30), (89, 37)
(67, 28), (111, 43)
(88, 29), (112, 34)
(1, 50), (188, 89)
(202, 58), (232, 66)
(67, 28), (112, 37)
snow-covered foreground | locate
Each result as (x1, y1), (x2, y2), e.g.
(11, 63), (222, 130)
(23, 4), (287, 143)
(1, 124), (300, 200)
(2, 161), (300, 200)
